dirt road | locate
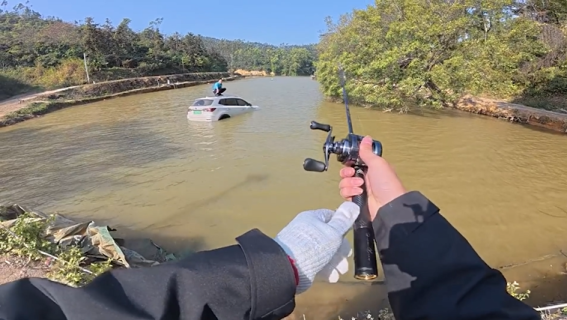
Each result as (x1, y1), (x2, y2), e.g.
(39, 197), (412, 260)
(0, 86), (79, 118)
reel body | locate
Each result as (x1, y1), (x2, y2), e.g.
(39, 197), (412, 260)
(303, 121), (383, 173)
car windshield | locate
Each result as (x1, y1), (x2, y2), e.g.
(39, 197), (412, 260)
(192, 99), (214, 106)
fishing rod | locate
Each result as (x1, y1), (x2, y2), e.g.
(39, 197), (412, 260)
(303, 64), (383, 281)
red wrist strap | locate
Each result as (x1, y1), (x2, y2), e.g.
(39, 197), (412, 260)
(287, 256), (299, 286)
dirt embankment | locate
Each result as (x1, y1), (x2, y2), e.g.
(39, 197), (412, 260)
(454, 95), (567, 134)
(234, 69), (272, 77)
(0, 72), (242, 128)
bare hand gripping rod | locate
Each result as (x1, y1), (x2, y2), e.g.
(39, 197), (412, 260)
(303, 64), (383, 281)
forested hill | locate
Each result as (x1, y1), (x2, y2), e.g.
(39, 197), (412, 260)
(0, 2), (316, 100)
(200, 37), (316, 77)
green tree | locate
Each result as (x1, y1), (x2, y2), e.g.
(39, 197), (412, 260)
(0, 2), (315, 100)
(316, 0), (559, 110)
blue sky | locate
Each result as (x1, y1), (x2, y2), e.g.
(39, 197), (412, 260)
(23, 0), (374, 45)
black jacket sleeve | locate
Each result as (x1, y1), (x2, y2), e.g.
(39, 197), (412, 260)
(0, 229), (297, 320)
(373, 191), (540, 320)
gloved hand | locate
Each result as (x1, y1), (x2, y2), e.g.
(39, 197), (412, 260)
(315, 238), (352, 283)
(273, 202), (360, 294)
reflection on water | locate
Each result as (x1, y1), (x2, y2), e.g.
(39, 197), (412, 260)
(1, 77), (567, 316)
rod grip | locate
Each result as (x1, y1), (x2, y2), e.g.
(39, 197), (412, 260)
(352, 167), (379, 281)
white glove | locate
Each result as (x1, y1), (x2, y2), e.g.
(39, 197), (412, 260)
(315, 238), (352, 283)
(274, 202), (360, 294)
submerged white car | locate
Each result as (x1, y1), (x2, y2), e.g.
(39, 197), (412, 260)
(187, 95), (260, 121)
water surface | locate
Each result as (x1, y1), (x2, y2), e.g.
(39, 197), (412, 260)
(1, 77), (566, 316)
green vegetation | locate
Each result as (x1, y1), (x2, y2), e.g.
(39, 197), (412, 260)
(201, 37), (316, 76)
(316, 0), (567, 111)
(507, 281), (531, 301)
(0, 212), (112, 286)
(0, 2), (316, 100)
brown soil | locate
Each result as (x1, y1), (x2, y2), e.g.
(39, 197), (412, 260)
(33, 72), (231, 103)
(0, 86), (80, 118)
(455, 95), (567, 133)
(234, 69), (270, 77)
(0, 254), (49, 284)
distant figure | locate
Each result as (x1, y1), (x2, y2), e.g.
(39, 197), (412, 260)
(212, 79), (226, 96)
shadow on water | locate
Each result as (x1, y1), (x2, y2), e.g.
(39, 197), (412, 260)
(145, 173), (270, 230)
(292, 281), (389, 319)
(526, 273), (567, 307)
(401, 106), (471, 119)
(116, 226), (209, 256)
(403, 105), (567, 137)
(74, 212), (209, 255)
(402, 101), (567, 136)
(296, 271), (567, 319)
(0, 119), (185, 207)
(514, 121), (567, 136)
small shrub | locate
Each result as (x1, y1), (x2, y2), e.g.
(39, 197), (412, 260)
(0, 212), (112, 286)
(507, 281), (531, 301)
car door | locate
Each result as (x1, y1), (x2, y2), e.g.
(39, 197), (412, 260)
(221, 98), (240, 116)
(235, 99), (252, 115)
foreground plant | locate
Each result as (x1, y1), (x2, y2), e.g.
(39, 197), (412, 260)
(507, 281), (531, 301)
(0, 212), (112, 286)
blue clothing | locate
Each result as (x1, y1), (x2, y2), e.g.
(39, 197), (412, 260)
(212, 82), (222, 91)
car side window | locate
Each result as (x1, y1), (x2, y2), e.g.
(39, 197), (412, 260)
(224, 98), (238, 106)
(236, 99), (247, 106)
(219, 99), (227, 105)
(194, 99), (213, 106)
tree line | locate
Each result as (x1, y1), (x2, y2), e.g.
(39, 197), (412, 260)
(316, 0), (567, 111)
(201, 37), (316, 77)
(0, 2), (316, 100)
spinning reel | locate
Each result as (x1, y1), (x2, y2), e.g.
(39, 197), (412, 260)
(302, 65), (383, 281)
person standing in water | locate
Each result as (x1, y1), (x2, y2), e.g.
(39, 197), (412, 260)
(212, 79), (226, 96)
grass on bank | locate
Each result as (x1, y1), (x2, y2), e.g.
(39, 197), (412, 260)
(0, 58), (202, 101)
(0, 102), (66, 128)
(0, 212), (112, 286)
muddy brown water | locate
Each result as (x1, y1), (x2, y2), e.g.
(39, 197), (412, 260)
(1, 77), (567, 317)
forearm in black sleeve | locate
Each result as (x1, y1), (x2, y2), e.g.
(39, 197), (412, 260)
(373, 191), (540, 320)
(0, 229), (297, 320)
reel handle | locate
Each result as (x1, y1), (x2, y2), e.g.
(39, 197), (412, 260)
(352, 166), (379, 281)
(310, 121), (331, 132)
(303, 158), (326, 172)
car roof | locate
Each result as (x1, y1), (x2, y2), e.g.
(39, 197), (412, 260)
(196, 95), (243, 100)
(191, 96), (252, 106)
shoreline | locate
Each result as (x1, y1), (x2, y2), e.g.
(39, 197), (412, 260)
(454, 95), (567, 134)
(328, 94), (567, 134)
(0, 72), (244, 128)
